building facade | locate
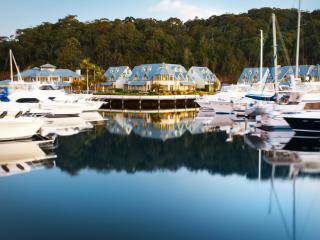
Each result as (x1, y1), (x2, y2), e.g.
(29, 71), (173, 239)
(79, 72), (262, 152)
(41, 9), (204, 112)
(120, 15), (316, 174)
(17, 64), (81, 84)
(188, 67), (219, 91)
(102, 66), (132, 90)
(238, 67), (270, 84)
(127, 63), (195, 92)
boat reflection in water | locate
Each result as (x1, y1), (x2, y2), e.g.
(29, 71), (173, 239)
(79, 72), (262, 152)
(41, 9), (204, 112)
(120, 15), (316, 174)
(0, 140), (57, 177)
(245, 131), (320, 240)
(1, 110), (320, 240)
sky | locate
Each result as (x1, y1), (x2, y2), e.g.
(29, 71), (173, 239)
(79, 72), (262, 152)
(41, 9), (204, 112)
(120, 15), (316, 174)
(0, 0), (319, 37)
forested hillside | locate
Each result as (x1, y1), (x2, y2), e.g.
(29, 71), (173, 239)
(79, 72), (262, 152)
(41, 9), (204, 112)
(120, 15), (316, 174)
(0, 7), (319, 82)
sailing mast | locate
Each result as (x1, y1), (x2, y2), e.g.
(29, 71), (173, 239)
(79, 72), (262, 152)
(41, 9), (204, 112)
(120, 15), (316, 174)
(260, 30), (264, 83)
(9, 49), (23, 82)
(295, 0), (301, 80)
(272, 13), (278, 91)
(9, 49), (13, 82)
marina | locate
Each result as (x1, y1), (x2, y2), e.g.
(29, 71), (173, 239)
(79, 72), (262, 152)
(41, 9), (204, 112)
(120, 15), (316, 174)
(0, 0), (319, 239)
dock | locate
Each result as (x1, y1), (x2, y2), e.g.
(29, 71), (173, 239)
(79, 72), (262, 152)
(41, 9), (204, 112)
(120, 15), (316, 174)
(95, 95), (199, 110)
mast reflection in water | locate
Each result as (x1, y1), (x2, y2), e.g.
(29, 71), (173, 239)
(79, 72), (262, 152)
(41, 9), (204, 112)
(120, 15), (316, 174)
(0, 110), (319, 240)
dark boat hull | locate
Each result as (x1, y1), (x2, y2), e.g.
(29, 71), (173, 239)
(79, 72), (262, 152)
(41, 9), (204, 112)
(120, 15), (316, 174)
(284, 116), (320, 134)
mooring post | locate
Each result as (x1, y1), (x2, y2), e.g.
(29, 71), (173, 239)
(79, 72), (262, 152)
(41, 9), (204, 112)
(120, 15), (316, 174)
(139, 96), (142, 110)
(122, 96), (124, 109)
(158, 96), (160, 110)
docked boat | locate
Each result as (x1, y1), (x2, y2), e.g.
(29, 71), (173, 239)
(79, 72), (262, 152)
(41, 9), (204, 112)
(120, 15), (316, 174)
(0, 117), (43, 141)
(195, 84), (250, 113)
(283, 112), (320, 134)
(0, 140), (56, 177)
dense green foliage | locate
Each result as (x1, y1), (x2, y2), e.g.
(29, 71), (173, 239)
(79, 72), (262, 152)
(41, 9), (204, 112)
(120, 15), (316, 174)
(0, 8), (319, 82)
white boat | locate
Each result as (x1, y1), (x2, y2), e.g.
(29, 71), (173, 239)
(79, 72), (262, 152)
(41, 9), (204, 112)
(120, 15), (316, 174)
(0, 117), (43, 141)
(40, 117), (93, 137)
(8, 88), (84, 117)
(0, 140), (56, 177)
(195, 84), (250, 113)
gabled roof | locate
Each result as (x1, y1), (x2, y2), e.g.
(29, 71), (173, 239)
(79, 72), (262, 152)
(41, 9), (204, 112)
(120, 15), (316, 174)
(188, 67), (217, 82)
(310, 65), (320, 77)
(19, 67), (80, 78)
(104, 66), (131, 81)
(129, 63), (189, 82)
(267, 65), (314, 83)
(238, 67), (269, 84)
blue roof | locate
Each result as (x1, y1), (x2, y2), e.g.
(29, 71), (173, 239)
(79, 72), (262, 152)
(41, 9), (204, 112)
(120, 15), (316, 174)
(19, 67), (80, 78)
(238, 67), (269, 84)
(0, 80), (12, 85)
(310, 65), (320, 77)
(188, 67), (218, 82)
(128, 81), (146, 86)
(104, 66), (131, 81)
(267, 65), (314, 84)
(101, 82), (113, 86)
(129, 63), (188, 81)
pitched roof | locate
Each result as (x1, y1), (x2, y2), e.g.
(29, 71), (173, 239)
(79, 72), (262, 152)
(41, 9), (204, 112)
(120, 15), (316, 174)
(19, 67), (80, 78)
(238, 67), (269, 84)
(188, 67), (217, 82)
(129, 63), (189, 81)
(104, 66), (131, 81)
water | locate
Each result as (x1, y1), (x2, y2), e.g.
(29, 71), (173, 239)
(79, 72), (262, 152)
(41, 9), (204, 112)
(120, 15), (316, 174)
(0, 111), (319, 240)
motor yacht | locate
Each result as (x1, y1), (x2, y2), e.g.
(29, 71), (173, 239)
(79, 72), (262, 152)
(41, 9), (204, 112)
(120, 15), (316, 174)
(0, 117), (43, 141)
(195, 84), (250, 113)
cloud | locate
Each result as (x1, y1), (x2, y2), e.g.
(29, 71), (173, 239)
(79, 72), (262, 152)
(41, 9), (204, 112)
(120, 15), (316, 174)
(148, 0), (222, 21)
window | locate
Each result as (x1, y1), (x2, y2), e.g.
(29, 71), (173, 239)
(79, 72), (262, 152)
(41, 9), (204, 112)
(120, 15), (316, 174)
(162, 75), (168, 81)
(39, 85), (55, 90)
(134, 74), (139, 81)
(16, 98), (40, 103)
(170, 75), (174, 81)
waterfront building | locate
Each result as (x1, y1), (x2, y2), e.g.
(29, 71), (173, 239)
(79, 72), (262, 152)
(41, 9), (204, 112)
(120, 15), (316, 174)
(266, 65), (315, 85)
(101, 66), (132, 90)
(238, 67), (270, 84)
(188, 66), (219, 91)
(310, 65), (320, 81)
(17, 64), (81, 86)
(127, 63), (196, 92)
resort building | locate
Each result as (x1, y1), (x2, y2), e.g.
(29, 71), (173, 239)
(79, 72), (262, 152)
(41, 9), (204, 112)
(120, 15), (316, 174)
(238, 67), (270, 84)
(101, 66), (132, 90)
(188, 66), (219, 91)
(16, 64), (81, 85)
(127, 63), (196, 92)
(267, 65), (314, 84)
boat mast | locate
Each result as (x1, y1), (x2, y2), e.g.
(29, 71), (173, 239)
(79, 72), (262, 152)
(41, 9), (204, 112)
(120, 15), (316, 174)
(260, 30), (264, 83)
(9, 49), (13, 82)
(272, 13), (278, 91)
(295, 0), (301, 80)
(11, 51), (23, 81)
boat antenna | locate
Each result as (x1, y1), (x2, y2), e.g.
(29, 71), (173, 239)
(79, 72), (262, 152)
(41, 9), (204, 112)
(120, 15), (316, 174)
(295, 0), (301, 80)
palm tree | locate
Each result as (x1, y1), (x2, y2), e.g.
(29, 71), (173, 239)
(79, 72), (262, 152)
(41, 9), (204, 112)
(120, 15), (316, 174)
(81, 58), (92, 93)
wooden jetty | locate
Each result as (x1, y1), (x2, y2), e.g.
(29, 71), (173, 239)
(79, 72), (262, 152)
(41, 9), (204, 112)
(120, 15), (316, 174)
(95, 95), (199, 110)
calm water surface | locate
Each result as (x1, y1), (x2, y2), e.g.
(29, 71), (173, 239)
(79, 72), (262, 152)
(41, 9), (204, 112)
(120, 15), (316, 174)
(0, 111), (319, 240)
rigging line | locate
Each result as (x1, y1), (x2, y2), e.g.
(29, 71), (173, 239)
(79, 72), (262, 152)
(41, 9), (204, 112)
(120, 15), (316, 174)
(271, 177), (293, 240)
(275, 19), (293, 67)
(298, 182), (320, 240)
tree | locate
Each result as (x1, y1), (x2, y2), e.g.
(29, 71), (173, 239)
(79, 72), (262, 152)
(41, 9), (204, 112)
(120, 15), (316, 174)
(57, 37), (83, 69)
